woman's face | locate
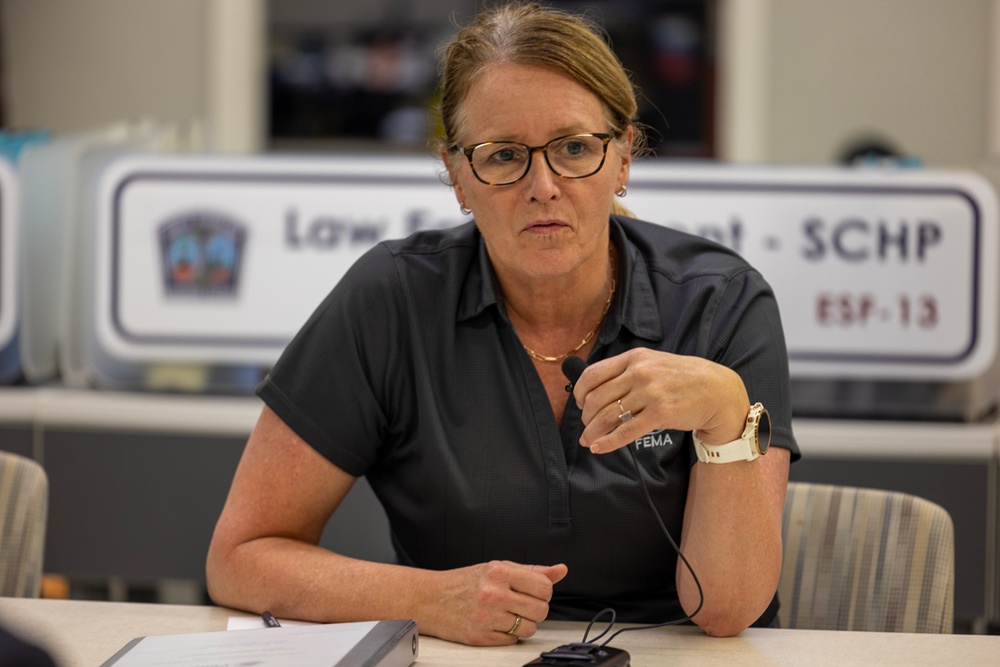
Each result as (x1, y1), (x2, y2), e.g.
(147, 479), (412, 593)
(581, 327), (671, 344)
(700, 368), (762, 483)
(445, 63), (631, 285)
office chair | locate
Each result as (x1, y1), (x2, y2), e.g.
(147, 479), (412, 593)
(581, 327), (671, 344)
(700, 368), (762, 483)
(779, 481), (954, 633)
(0, 451), (49, 597)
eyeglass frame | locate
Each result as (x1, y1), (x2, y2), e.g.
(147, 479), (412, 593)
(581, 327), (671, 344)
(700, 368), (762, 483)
(453, 132), (614, 186)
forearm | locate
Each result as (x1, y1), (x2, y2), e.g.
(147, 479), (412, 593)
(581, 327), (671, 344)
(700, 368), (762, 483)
(676, 450), (789, 636)
(208, 407), (565, 646)
(207, 536), (432, 624)
(207, 535), (568, 646)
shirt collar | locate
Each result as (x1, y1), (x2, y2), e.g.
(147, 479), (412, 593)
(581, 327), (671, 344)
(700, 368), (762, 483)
(456, 230), (503, 324)
(604, 216), (663, 342)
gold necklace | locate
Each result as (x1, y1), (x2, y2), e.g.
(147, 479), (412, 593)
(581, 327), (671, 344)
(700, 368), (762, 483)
(522, 249), (617, 363)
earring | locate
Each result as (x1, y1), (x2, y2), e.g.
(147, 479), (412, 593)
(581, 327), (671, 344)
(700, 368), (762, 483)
(615, 186), (627, 198)
(460, 203), (472, 215)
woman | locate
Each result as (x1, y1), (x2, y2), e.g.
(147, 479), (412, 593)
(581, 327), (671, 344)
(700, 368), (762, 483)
(207, 2), (797, 646)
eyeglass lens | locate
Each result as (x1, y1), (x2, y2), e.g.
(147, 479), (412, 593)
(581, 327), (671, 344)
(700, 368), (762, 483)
(469, 133), (608, 185)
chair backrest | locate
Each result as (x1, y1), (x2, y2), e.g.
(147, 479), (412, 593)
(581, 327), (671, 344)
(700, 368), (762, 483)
(779, 481), (954, 633)
(0, 451), (49, 597)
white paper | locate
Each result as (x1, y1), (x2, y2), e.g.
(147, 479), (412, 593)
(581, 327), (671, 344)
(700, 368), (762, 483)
(109, 622), (379, 667)
(226, 615), (314, 630)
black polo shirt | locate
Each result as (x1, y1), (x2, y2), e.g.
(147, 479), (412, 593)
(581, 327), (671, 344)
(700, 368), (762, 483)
(258, 216), (800, 624)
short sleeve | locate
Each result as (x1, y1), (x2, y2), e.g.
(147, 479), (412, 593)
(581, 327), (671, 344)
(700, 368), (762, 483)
(256, 244), (405, 476)
(701, 268), (801, 461)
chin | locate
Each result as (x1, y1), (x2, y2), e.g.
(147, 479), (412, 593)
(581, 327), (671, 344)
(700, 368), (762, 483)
(521, 249), (581, 277)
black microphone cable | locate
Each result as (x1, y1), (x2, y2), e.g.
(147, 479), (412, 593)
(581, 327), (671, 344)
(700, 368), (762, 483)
(560, 356), (705, 647)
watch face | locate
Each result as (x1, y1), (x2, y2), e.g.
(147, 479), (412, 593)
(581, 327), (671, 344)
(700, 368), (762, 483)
(757, 408), (771, 455)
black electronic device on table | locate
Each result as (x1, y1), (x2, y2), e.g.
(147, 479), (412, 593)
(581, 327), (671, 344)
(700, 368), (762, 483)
(523, 641), (630, 666)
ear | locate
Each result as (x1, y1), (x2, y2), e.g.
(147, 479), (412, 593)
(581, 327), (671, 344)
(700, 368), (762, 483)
(615, 125), (634, 192)
(440, 144), (467, 208)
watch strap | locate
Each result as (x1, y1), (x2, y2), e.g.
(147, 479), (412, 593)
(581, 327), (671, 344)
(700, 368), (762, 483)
(693, 403), (766, 464)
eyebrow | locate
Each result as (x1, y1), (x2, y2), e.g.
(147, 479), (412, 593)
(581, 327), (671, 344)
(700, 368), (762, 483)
(476, 126), (602, 143)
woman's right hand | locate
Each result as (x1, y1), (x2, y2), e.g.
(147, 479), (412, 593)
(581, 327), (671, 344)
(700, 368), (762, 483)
(420, 561), (568, 645)
(208, 407), (568, 647)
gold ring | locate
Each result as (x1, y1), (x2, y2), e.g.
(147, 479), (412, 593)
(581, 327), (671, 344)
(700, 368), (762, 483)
(506, 614), (522, 635)
(617, 399), (633, 423)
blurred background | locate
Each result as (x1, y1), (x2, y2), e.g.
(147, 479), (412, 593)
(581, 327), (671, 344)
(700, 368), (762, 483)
(0, 0), (998, 637)
(1, 0), (991, 164)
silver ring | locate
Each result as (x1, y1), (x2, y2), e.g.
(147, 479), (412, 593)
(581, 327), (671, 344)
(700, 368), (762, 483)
(506, 614), (522, 635)
(617, 399), (633, 423)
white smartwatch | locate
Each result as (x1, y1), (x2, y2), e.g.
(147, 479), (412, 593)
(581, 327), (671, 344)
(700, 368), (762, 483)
(693, 402), (770, 464)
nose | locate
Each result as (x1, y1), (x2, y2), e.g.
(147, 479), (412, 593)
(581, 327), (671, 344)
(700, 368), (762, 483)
(522, 147), (559, 202)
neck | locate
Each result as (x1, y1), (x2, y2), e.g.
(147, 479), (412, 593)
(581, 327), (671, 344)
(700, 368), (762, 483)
(503, 245), (617, 363)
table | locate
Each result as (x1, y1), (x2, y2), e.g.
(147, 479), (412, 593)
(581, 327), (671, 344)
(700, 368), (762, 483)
(2, 598), (999, 666)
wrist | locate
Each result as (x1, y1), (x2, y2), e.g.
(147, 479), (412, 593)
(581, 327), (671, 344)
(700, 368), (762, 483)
(693, 403), (770, 464)
(693, 400), (751, 446)
(694, 367), (751, 445)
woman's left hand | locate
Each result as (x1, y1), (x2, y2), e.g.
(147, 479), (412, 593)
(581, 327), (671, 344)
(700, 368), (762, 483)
(570, 348), (750, 454)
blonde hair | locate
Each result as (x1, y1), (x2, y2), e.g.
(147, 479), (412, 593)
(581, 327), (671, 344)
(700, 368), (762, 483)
(437, 2), (646, 161)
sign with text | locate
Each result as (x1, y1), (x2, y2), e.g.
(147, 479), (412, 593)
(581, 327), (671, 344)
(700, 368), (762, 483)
(95, 155), (469, 364)
(95, 156), (998, 380)
(626, 163), (999, 380)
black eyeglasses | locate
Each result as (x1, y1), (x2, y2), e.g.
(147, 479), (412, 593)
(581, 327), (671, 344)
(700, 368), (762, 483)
(455, 132), (612, 186)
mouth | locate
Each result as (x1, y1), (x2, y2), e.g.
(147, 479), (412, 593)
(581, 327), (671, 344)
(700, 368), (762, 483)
(523, 220), (569, 234)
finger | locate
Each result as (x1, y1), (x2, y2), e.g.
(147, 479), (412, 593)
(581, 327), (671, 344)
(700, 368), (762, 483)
(510, 562), (568, 588)
(499, 612), (523, 637)
(495, 613), (539, 639)
(571, 354), (628, 409)
(585, 412), (652, 454)
(504, 564), (565, 623)
(579, 393), (646, 450)
(535, 563), (568, 584)
(488, 630), (520, 646)
(510, 574), (552, 621)
(579, 375), (635, 428)
(515, 616), (538, 638)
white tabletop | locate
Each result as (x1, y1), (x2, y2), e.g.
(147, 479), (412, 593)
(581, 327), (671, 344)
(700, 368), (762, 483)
(2, 598), (999, 666)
